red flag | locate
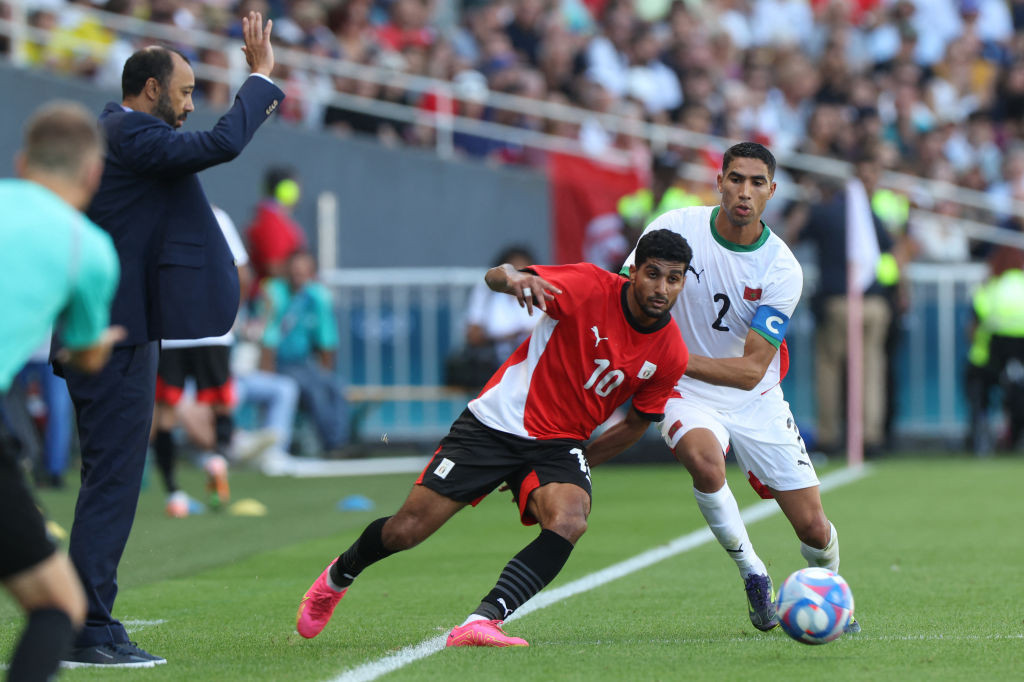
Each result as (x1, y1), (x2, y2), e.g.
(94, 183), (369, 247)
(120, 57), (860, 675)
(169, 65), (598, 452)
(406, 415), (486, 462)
(743, 286), (762, 301)
(548, 153), (643, 264)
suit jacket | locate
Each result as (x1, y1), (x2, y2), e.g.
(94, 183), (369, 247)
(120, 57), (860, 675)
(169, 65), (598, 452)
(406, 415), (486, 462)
(88, 75), (285, 345)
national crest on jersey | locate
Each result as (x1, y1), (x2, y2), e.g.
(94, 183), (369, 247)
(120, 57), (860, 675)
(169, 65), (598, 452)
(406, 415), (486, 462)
(468, 263), (688, 440)
(622, 205), (803, 410)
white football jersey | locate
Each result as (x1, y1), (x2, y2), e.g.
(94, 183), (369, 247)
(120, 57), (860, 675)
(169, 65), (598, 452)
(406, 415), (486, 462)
(623, 205), (803, 410)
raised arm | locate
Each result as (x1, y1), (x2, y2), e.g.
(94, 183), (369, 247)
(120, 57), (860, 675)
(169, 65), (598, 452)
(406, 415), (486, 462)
(684, 329), (777, 391)
(585, 407), (653, 467)
(240, 11), (275, 78)
(484, 264), (562, 315)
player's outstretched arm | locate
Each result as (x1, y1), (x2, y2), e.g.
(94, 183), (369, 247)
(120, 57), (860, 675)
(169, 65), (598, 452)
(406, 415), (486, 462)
(484, 263), (562, 315)
(685, 329), (777, 391)
(241, 10), (275, 77)
(585, 407), (652, 467)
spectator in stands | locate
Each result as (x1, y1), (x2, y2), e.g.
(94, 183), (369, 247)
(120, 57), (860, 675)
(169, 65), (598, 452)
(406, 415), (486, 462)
(626, 22), (682, 123)
(376, 0), (435, 52)
(195, 47), (233, 108)
(327, 0), (378, 63)
(246, 165), (307, 298)
(585, 1), (634, 100)
(259, 250), (350, 455)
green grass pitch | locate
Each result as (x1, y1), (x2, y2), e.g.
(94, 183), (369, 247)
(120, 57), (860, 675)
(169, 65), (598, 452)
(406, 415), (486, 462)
(2, 455), (1022, 680)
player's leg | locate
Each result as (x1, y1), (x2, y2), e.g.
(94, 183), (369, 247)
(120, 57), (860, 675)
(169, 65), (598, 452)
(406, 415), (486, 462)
(4, 553), (86, 679)
(1, 430), (85, 679)
(675, 430), (769, 576)
(193, 346), (236, 508)
(297, 409), (506, 639)
(662, 401), (773, 622)
(448, 442), (592, 648)
(771, 485), (835, 569)
(153, 349), (186, 504)
(771, 484), (858, 632)
(296, 484), (466, 639)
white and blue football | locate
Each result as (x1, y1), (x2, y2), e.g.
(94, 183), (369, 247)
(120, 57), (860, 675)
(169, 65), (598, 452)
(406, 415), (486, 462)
(776, 567), (854, 645)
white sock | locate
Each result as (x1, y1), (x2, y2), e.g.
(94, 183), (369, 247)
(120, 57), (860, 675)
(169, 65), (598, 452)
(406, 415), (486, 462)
(800, 522), (840, 572)
(325, 572), (346, 592)
(693, 482), (767, 579)
(460, 614), (488, 627)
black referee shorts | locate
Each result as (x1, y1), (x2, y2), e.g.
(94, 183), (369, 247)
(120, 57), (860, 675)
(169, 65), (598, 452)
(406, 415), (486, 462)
(0, 435), (55, 579)
(416, 409), (592, 526)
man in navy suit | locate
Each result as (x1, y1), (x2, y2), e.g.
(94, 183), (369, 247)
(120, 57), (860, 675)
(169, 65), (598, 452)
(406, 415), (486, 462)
(58, 13), (285, 667)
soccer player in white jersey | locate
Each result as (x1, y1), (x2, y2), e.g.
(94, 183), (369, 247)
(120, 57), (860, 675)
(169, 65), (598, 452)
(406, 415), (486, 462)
(295, 230), (692, 647)
(590, 142), (857, 633)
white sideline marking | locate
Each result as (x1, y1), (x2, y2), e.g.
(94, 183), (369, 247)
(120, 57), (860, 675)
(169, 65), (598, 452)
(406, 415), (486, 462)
(270, 456), (430, 478)
(328, 465), (870, 682)
(123, 619), (168, 633)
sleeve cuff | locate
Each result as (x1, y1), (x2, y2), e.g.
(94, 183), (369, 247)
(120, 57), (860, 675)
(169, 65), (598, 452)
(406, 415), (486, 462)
(248, 73), (274, 84)
(633, 406), (664, 422)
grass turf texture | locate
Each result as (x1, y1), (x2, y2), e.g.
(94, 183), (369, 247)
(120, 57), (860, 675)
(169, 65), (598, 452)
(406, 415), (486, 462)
(2, 456), (1022, 681)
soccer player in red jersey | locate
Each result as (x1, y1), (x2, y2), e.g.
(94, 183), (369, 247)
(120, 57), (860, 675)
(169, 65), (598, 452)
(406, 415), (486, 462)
(295, 229), (692, 647)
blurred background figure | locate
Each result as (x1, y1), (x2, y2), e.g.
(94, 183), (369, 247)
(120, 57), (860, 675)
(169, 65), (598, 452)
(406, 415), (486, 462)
(152, 206), (249, 517)
(446, 245), (539, 392)
(617, 151), (701, 256)
(787, 150), (895, 457)
(246, 165), (307, 300)
(975, 246), (1024, 451)
(258, 250), (350, 455)
(14, 339), (74, 489)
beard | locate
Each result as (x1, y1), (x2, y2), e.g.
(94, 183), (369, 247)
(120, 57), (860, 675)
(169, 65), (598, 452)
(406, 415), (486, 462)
(153, 91), (183, 128)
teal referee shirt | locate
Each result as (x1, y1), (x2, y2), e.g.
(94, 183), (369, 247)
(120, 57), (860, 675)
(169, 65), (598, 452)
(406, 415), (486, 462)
(0, 179), (119, 391)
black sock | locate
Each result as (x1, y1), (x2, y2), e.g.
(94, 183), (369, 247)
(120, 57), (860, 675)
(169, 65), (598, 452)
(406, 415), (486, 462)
(329, 516), (395, 587)
(8, 608), (74, 681)
(214, 413), (234, 452)
(474, 529), (575, 621)
(154, 429), (177, 493)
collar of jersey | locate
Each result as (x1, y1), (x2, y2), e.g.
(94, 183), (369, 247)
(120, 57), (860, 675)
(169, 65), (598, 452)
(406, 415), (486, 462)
(709, 206), (770, 252)
(620, 282), (673, 334)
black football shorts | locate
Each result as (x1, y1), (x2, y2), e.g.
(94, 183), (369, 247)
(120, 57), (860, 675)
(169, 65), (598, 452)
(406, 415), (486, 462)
(0, 439), (56, 579)
(416, 409), (592, 525)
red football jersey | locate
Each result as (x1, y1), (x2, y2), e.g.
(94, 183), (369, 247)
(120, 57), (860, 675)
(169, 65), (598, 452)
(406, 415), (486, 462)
(468, 263), (688, 441)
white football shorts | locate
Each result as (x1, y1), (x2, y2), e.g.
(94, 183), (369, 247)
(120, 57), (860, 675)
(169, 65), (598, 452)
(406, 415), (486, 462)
(658, 386), (819, 495)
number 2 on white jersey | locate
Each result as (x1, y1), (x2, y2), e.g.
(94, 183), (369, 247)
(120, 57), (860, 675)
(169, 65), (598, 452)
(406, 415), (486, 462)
(583, 359), (625, 397)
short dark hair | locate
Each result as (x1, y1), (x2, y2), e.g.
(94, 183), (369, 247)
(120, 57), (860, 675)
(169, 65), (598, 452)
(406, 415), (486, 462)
(22, 100), (102, 178)
(264, 165), (298, 196)
(722, 141), (776, 179)
(493, 245), (535, 268)
(635, 229), (692, 269)
(121, 46), (190, 99)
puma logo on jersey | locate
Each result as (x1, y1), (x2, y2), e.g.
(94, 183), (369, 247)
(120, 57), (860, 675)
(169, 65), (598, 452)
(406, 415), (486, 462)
(687, 265), (704, 282)
(590, 326), (609, 347)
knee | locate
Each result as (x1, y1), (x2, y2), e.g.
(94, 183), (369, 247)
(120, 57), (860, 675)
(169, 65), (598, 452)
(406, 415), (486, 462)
(542, 511), (587, 544)
(381, 513), (428, 551)
(675, 445), (724, 492)
(795, 515), (832, 549)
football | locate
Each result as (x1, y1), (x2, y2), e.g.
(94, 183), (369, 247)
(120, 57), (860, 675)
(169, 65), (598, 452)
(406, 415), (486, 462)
(776, 567), (854, 645)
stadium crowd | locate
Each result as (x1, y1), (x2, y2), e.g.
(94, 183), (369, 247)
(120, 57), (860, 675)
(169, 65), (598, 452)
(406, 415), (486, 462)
(3, 0), (1024, 255)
